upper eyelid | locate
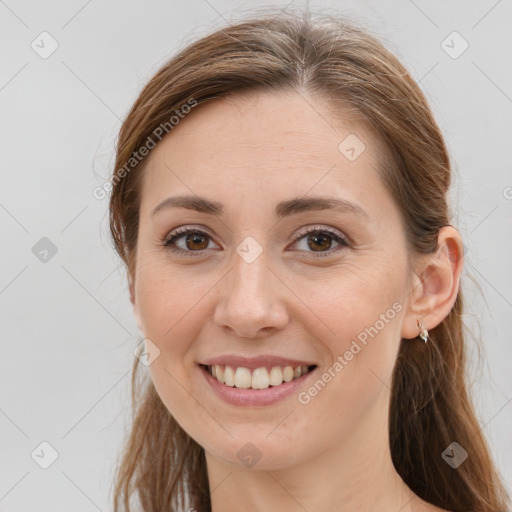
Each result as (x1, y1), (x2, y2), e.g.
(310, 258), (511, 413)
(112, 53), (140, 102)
(164, 225), (217, 243)
(296, 225), (348, 240)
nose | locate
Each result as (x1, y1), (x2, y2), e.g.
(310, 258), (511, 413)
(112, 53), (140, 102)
(213, 250), (289, 339)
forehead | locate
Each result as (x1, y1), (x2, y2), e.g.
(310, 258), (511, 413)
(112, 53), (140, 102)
(139, 90), (389, 218)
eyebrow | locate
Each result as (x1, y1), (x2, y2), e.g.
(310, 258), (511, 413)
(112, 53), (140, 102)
(150, 194), (370, 221)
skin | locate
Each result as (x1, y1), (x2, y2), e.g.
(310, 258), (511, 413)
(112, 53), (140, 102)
(130, 90), (464, 512)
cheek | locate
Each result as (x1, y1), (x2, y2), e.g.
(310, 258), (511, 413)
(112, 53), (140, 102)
(134, 260), (211, 376)
(134, 262), (211, 433)
(294, 259), (404, 410)
(136, 259), (203, 336)
(295, 256), (404, 346)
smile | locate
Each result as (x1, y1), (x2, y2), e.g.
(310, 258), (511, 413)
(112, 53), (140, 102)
(199, 361), (319, 407)
(203, 364), (317, 390)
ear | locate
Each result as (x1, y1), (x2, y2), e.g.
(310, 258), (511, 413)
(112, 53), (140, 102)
(401, 226), (464, 340)
(128, 272), (144, 334)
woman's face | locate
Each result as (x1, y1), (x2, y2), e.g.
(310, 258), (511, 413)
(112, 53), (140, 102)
(131, 90), (415, 470)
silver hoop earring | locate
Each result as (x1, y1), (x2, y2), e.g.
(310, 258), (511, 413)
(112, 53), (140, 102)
(417, 320), (429, 343)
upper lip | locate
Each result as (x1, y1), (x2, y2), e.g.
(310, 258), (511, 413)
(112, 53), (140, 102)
(199, 355), (317, 370)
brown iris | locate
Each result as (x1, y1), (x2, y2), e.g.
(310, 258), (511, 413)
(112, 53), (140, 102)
(185, 231), (209, 250)
(307, 233), (332, 252)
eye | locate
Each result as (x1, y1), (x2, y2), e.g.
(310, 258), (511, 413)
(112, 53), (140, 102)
(162, 224), (350, 258)
(290, 225), (349, 258)
(163, 226), (217, 257)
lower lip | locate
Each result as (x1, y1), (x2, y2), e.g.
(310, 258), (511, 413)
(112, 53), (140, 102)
(199, 364), (316, 406)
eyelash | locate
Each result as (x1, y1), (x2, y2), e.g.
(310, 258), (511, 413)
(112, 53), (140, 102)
(162, 225), (350, 259)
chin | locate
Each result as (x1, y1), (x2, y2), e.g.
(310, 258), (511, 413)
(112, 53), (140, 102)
(203, 429), (314, 471)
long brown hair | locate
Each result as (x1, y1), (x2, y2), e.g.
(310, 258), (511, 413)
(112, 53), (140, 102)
(108, 8), (510, 512)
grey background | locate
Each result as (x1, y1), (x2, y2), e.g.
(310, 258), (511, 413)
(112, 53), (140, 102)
(1, 0), (511, 510)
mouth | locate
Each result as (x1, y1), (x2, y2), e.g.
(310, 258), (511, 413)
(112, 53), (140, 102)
(199, 363), (318, 390)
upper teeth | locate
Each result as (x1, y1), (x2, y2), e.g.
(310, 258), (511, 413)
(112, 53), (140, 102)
(207, 365), (312, 389)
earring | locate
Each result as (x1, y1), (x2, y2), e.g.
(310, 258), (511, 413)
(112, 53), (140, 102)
(417, 320), (428, 343)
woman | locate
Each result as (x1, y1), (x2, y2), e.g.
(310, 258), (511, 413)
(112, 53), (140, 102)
(108, 9), (510, 512)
